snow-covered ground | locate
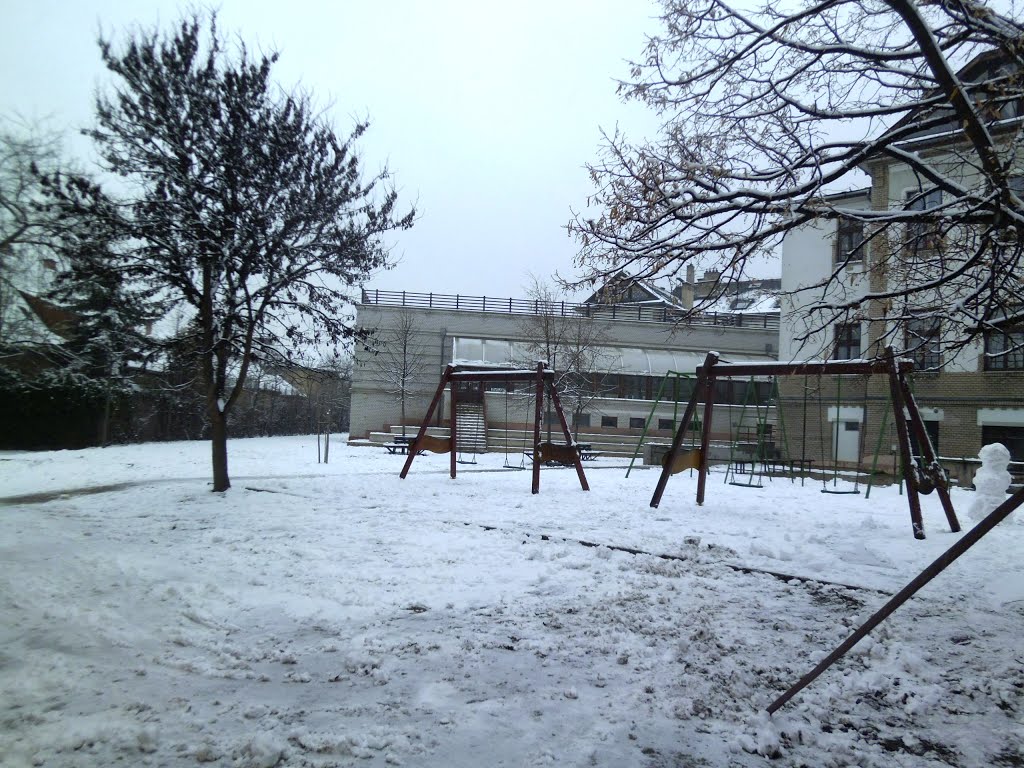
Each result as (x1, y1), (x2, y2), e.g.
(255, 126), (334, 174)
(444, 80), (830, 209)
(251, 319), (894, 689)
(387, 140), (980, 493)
(1, 435), (1021, 767)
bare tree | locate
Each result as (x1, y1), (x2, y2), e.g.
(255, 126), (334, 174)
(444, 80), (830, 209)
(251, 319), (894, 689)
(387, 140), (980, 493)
(516, 275), (616, 438)
(369, 310), (430, 436)
(569, 0), (1024, 362)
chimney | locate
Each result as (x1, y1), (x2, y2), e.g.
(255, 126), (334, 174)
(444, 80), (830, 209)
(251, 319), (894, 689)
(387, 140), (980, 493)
(673, 265), (696, 309)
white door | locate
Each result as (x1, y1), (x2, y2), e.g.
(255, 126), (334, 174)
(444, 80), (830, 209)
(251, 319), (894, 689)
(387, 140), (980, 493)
(832, 419), (861, 463)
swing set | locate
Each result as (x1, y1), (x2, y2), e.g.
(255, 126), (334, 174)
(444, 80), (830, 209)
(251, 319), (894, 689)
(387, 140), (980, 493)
(399, 362), (590, 494)
(722, 376), (781, 489)
(651, 350), (962, 539)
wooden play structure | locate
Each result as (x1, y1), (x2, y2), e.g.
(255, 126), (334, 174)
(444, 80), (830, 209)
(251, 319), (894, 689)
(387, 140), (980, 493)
(399, 362), (589, 494)
(650, 350), (961, 539)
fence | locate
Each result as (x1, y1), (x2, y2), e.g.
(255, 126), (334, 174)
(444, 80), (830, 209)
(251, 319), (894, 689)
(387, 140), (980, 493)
(360, 289), (780, 331)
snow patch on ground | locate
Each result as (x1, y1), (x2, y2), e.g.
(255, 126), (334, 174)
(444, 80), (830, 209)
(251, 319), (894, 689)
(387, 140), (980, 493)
(0, 435), (1021, 766)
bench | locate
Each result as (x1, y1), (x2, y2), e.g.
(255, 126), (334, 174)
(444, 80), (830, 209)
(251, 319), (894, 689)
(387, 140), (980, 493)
(382, 444), (421, 456)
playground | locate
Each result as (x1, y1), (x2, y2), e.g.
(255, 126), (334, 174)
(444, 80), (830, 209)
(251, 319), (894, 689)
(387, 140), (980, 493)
(1, 435), (1022, 767)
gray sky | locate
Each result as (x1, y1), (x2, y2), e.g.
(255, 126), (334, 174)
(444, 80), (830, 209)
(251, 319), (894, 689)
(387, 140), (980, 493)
(1, 0), (662, 300)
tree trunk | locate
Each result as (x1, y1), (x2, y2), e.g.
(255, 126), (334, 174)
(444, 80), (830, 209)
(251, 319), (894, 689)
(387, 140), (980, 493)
(324, 416), (330, 464)
(100, 386), (112, 447)
(210, 409), (231, 491)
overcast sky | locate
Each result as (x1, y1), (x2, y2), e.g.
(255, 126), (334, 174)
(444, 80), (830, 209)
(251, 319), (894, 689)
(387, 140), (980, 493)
(0, 0), (665, 300)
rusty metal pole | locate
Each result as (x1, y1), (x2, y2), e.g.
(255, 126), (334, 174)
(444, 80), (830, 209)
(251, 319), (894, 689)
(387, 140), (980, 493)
(768, 485), (1024, 715)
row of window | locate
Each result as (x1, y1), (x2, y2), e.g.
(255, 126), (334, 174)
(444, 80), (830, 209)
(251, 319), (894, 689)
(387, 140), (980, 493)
(488, 375), (775, 404)
(834, 188), (966, 265)
(835, 182), (1024, 265)
(910, 422), (1024, 462)
(572, 414), (700, 431)
(831, 321), (1022, 370)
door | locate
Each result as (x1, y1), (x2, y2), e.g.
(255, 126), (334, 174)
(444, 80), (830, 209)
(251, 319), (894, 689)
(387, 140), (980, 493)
(832, 419), (861, 463)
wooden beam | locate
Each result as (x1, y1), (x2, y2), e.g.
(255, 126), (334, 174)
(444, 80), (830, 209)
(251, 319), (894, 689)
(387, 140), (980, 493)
(401, 366), (453, 479)
(650, 352), (717, 508)
(768, 486), (1024, 715)
(696, 370), (717, 506)
(896, 372), (961, 533)
(547, 382), (590, 491)
(886, 351), (925, 539)
(532, 362), (544, 494)
(450, 372), (458, 479)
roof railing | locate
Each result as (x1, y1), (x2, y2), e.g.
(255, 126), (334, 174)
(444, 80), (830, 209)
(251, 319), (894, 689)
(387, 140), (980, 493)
(360, 289), (780, 331)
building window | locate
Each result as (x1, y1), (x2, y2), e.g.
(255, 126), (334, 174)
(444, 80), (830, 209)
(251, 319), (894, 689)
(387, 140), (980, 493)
(573, 413), (591, 429)
(834, 322), (861, 360)
(981, 425), (1024, 461)
(985, 327), (1024, 370)
(835, 218), (866, 264)
(657, 418), (675, 431)
(601, 415), (618, 428)
(905, 188), (943, 256)
(629, 417), (646, 429)
(619, 375), (648, 400)
(670, 378), (694, 402)
(906, 317), (941, 371)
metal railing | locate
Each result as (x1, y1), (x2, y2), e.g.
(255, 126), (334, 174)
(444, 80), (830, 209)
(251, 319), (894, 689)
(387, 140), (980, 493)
(360, 289), (780, 331)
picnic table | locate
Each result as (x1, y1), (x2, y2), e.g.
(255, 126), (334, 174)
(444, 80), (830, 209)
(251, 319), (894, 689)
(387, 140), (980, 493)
(383, 435), (424, 455)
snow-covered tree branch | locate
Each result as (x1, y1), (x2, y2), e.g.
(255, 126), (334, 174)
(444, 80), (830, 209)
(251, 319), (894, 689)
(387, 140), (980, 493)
(569, 0), (1024, 361)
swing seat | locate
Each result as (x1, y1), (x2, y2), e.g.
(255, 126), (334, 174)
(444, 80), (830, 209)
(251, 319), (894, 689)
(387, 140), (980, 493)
(415, 435), (452, 454)
(662, 448), (702, 475)
(533, 442), (580, 466)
